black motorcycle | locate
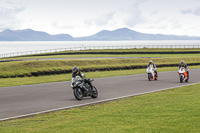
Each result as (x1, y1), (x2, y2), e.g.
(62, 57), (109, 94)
(72, 76), (98, 100)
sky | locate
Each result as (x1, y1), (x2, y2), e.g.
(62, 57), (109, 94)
(0, 0), (200, 37)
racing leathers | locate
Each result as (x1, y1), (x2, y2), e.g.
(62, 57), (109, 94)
(147, 63), (158, 77)
(71, 71), (91, 94)
(178, 63), (189, 78)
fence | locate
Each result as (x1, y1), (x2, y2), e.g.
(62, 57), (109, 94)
(1, 44), (200, 58)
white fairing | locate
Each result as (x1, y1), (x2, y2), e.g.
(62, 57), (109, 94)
(178, 67), (185, 74)
(72, 76), (82, 85)
(147, 66), (155, 78)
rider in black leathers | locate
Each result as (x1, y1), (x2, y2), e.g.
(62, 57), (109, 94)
(71, 67), (91, 94)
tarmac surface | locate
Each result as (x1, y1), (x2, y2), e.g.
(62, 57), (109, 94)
(0, 56), (155, 62)
(0, 69), (200, 121)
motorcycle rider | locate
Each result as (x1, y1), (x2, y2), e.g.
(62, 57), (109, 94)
(147, 60), (158, 78)
(71, 66), (89, 94)
(178, 60), (189, 79)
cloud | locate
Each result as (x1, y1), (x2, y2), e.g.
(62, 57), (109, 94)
(181, 7), (200, 16)
(194, 7), (200, 15)
(0, 2), (25, 31)
(51, 22), (74, 30)
(84, 0), (146, 29)
(180, 9), (192, 14)
(84, 12), (116, 27)
(125, 0), (147, 27)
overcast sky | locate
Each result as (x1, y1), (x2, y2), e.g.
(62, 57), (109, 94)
(0, 0), (200, 37)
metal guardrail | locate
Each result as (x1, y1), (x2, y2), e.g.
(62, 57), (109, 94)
(0, 44), (200, 58)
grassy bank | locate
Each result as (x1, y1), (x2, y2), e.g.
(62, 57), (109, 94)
(0, 82), (199, 132)
(46, 48), (200, 53)
(1, 47), (200, 60)
(2, 53), (200, 60)
(1, 57), (200, 78)
(0, 66), (200, 88)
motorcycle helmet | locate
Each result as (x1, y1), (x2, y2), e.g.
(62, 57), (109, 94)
(149, 60), (153, 65)
(72, 66), (79, 74)
(180, 60), (185, 66)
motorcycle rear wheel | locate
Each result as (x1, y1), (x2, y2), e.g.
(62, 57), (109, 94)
(185, 73), (189, 82)
(154, 73), (158, 80)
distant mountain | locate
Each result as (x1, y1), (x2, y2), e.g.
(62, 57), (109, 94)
(0, 28), (200, 41)
(76, 28), (200, 41)
(0, 29), (73, 41)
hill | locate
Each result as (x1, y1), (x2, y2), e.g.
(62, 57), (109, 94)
(0, 28), (200, 41)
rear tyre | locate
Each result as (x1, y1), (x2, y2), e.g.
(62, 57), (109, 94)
(91, 86), (98, 98)
(155, 73), (158, 80)
(74, 87), (83, 100)
(186, 72), (189, 82)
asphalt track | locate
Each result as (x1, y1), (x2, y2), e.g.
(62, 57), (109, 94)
(0, 56), (155, 62)
(0, 69), (200, 121)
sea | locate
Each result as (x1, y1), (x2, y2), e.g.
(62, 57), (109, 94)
(0, 41), (200, 55)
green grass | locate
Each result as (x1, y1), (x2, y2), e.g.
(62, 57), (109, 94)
(0, 82), (200, 132)
(2, 53), (200, 60)
(1, 57), (200, 78)
(51, 48), (200, 52)
(2, 48), (200, 60)
(21, 48), (200, 55)
(0, 66), (200, 88)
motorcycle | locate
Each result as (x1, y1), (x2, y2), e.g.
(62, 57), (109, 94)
(178, 67), (189, 83)
(72, 76), (98, 100)
(146, 66), (158, 81)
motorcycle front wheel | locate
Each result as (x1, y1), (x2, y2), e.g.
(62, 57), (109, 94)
(180, 74), (184, 83)
(91, 86), (98, 98)
(148, 73), (152, 81)
(74, 87), (83, 100)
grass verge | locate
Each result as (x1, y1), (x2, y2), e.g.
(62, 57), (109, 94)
(0, 66), (200, 88)
(0, 82), (199, 132)
(1, 57), (200, 78)
(1, 48), (200, 61)
(2, 53), (200, 60)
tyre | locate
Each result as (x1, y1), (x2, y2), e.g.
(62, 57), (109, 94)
(91, 86), (98, 98)
(148, 73), (152, 81)
(155, 73), (158, 80)
(180, 74), (184, 83)
(186, 73), (189, 82)
(74, 87), (83, 100)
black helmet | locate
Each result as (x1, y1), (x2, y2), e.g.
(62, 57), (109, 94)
(72, 67), (79, 74)
(149, 60), (153, 65)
